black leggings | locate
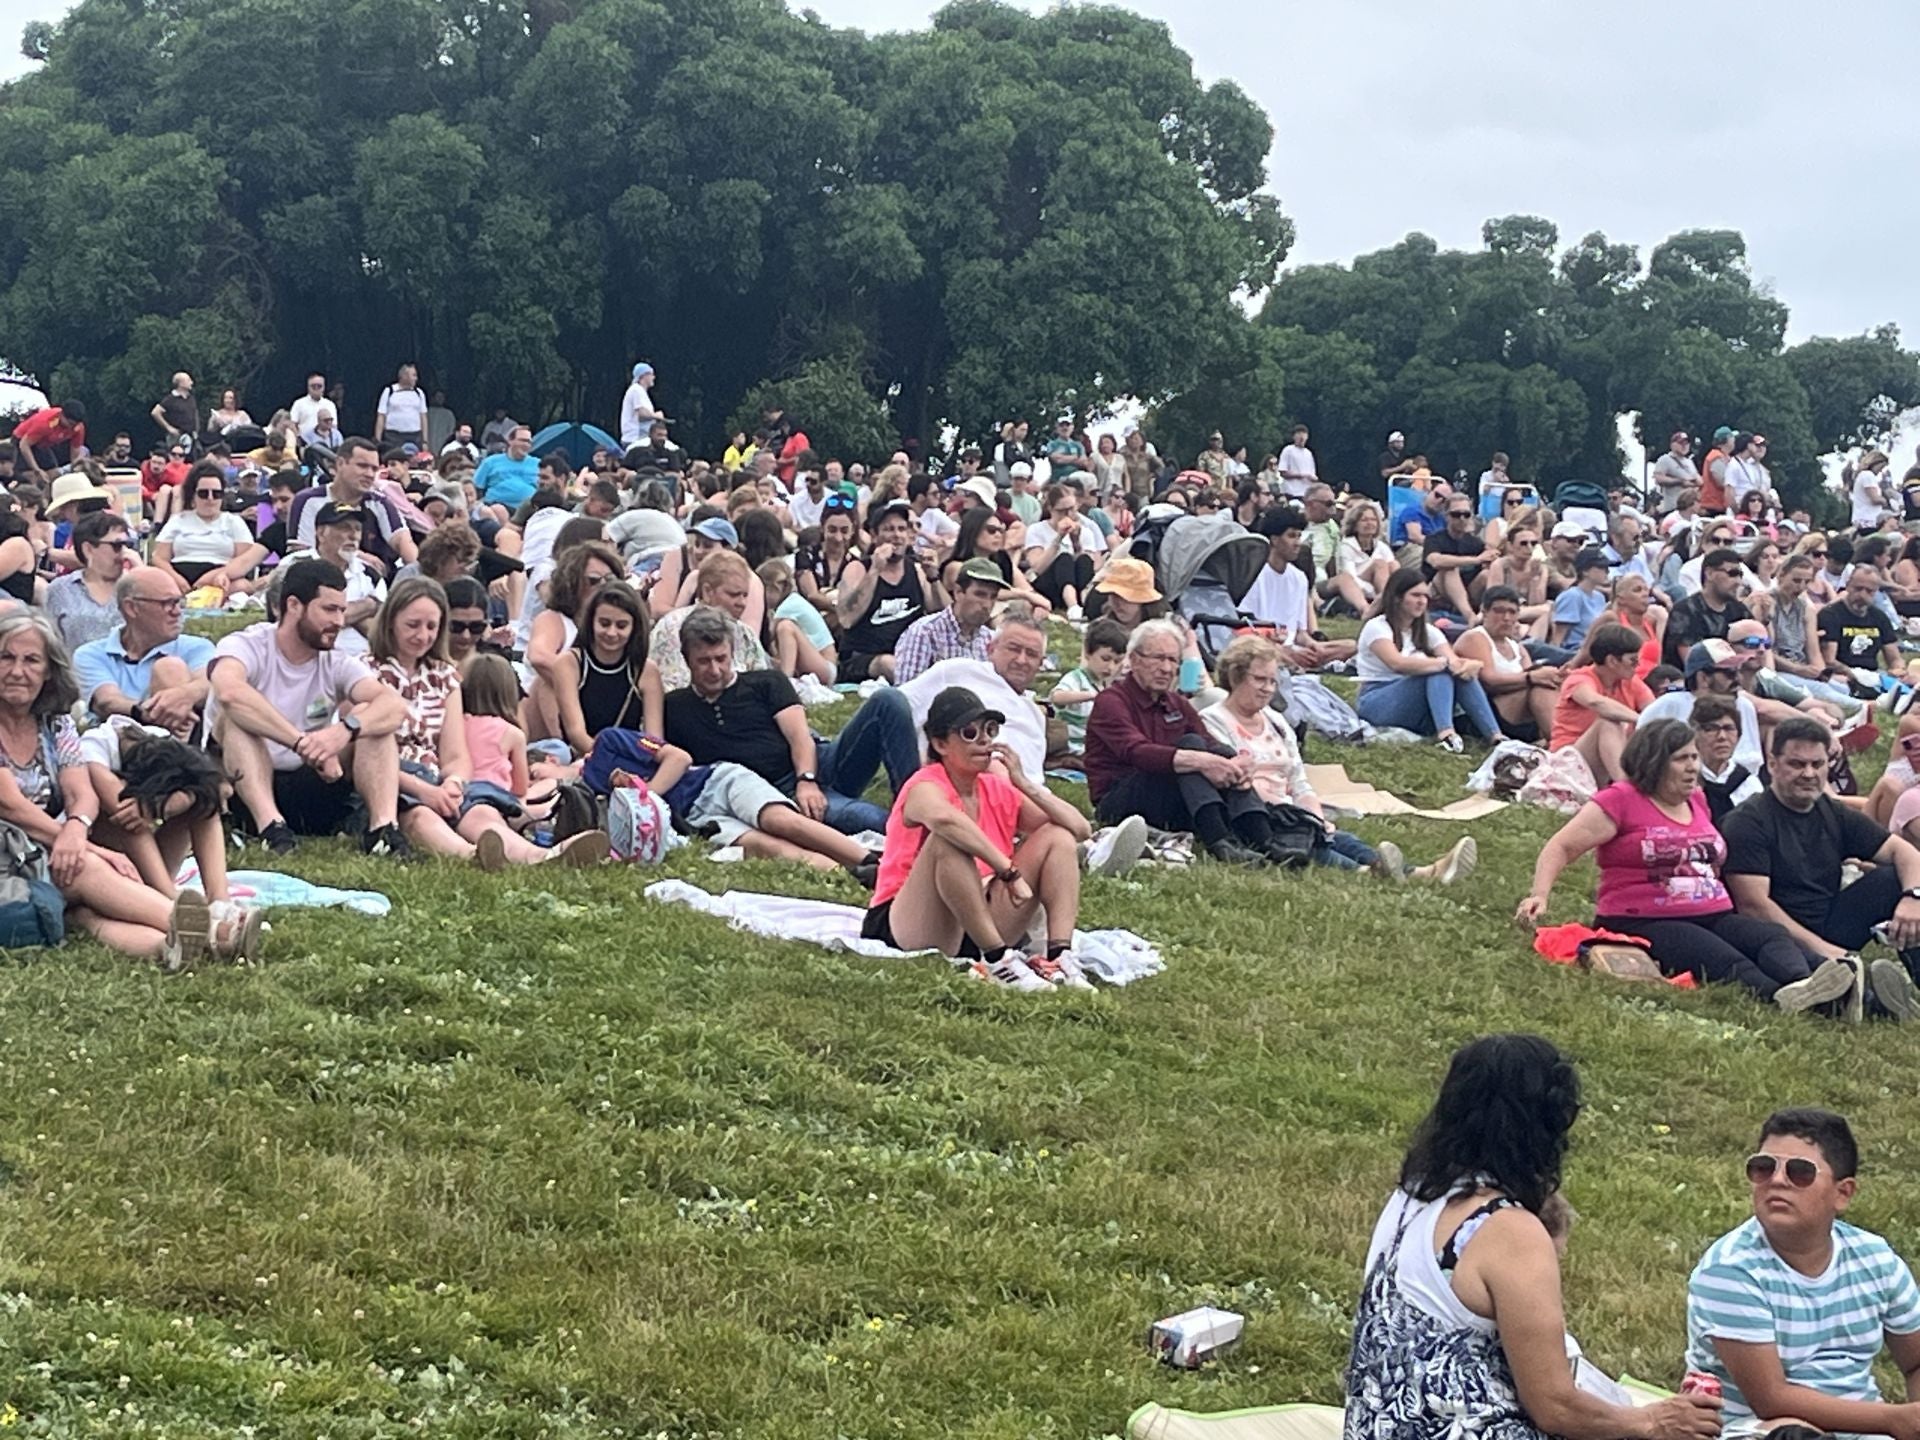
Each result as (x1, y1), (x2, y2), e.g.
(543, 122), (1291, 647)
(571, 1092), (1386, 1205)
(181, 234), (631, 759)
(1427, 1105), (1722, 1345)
(1093, 735), (1268, 849)
(1594, 909), (1811, 1001)
(1032, 551), (1095, 609)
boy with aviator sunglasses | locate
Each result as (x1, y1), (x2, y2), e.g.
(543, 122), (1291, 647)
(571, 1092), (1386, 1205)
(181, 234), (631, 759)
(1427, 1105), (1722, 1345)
(1686, 1107), (1920, 1438)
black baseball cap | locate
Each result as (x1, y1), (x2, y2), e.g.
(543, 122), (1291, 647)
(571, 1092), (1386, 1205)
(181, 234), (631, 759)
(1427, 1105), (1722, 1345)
(924, 686), (1005, 740)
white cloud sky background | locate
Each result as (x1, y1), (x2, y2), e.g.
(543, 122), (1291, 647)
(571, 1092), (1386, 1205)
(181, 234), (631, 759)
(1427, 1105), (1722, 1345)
(3, 0), (1917, 468)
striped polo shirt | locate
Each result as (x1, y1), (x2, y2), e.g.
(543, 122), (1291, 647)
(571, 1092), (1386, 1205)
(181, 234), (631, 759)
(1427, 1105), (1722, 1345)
(1686, 1216), (1920, 1426)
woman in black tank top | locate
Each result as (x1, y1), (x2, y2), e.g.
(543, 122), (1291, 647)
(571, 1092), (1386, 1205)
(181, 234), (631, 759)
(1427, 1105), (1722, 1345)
(559, 584), (663, 752)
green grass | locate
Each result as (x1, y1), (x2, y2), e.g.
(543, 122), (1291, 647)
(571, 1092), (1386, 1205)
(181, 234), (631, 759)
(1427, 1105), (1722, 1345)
(0, 622), (1912, 1437)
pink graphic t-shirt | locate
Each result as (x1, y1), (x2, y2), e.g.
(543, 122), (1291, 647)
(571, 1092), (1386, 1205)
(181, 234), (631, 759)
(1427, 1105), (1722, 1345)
(1591, 782), (1730, 918)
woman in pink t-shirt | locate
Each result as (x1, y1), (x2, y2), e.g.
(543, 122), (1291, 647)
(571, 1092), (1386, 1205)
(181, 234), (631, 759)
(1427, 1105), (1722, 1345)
(864, 686), (1092, 990)
(1516, 719), (1853, 1011)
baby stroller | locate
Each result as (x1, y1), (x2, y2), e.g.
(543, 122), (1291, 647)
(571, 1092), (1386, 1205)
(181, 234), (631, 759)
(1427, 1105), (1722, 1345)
(1549, 479), (1611, 543)
(1148, 513), (1271, 666)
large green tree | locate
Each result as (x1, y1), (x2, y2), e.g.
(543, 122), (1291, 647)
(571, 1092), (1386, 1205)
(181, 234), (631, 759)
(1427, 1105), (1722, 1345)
(0, 0), (1291, 463)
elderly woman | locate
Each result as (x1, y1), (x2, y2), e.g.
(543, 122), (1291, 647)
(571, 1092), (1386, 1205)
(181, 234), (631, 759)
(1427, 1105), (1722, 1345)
(1355, 568), (1501, 752)
(153, 461), (267, 594)
(1084, 619), (1273, 866)
(1347, 1033), (1723, 1440)
(372, 577), (607, 868)
(1201, 636), (1476, 881)
(1518, 719), (1851, 1011)
(0, 613), (224, 966)
(863, 685), (1092, 991)
(649, 551), (771, 694)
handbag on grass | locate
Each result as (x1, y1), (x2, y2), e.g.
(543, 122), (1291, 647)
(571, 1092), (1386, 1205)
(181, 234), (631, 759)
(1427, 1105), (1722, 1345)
(1262, 802), (1326, 868)
(0, 819), (65, 949)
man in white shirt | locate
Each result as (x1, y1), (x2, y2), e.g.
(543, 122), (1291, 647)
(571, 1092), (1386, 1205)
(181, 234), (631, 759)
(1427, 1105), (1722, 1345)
(619, 362), (664, 448)
(289, 373), (328, 438)
(1243, 508), (1354, 668)
(1602, 515), (1659, 589)
(1726, 432), (1774, 509)
(275, 503), (386, 656)
(1276, 424), (1317, 499)
(788, 469), (831, 531)
(898, 615), (1051, 775)
(1652, 431), (1700, 514)
(373, 364), (428, 448)
(440, 423), (479, 463)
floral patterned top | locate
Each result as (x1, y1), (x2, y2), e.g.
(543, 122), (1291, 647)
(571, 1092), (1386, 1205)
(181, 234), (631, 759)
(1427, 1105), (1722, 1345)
(2, 716), (85, 815)
(373, 658), (459, 769)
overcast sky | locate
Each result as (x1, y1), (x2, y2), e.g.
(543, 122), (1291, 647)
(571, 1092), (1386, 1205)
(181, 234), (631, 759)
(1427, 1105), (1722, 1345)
(3, 0), (1916, 349)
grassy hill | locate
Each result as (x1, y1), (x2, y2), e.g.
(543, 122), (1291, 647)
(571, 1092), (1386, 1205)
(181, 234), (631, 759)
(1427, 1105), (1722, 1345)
(0, 639), (1911, 1437)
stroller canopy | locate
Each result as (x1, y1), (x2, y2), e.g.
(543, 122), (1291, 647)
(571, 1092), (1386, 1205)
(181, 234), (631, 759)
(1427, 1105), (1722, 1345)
(1153, 513), (1270, 608)
(529, 421), (620, 469)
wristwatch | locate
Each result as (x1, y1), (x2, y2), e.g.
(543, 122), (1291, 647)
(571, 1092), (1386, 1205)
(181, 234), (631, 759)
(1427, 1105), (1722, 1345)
(797, 770), (817, 783)
(1906, 888), (1920, 902)
(342, 712), (363, 736)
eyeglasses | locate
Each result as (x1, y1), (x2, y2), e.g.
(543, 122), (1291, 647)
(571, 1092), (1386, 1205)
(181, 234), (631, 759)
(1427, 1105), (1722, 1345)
(446, 619), (489, 636)
(128, 595), (183, 611)
(1746, 1153), (1821, 1187)
(955, 719), (1001, 742)
(1808, 549), (1829, 559)
(99, 538), (130, 551)
(1134, 650), (1181, 666)
(1711, 566), (1743, 578)
(1697, 721), (1739, 735)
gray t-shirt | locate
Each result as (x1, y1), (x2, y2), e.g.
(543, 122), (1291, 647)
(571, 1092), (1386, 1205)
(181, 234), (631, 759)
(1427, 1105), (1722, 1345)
(209, 622), (372, 772)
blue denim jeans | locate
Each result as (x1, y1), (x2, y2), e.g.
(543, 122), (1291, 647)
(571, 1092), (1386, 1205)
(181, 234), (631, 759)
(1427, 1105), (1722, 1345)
(1355, 671), (1500, 739)
(1314, 828), (1379, 872)
(814, 688), (919, 835)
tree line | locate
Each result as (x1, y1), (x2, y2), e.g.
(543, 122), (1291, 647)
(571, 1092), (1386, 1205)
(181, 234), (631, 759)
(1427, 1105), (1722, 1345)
(3, 0), (1915, 508)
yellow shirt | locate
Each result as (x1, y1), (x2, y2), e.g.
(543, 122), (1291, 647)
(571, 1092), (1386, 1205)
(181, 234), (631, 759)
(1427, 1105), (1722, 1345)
(722, 442), (758, 472)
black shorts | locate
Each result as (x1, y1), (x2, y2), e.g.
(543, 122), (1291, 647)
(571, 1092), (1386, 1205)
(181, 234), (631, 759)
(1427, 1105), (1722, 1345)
(1498, 715), (1541, 744)
(229, 766), (362, 837)
(171, 559), (223, 585)
(836, 650), (885, 684)
(861, 899), (896, 946)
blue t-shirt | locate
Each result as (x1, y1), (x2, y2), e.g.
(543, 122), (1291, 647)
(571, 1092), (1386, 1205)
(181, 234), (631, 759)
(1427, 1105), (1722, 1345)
(1687, 1216), (1920, 1427)
(1551, 585), (1607, 649)
(472, 453), (539, 508)
(73, 628), (218, 710)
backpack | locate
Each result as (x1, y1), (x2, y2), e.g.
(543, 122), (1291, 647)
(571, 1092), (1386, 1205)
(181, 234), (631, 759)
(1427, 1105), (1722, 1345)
(0, 819), (64, 949)
(607, 776), (673, 863)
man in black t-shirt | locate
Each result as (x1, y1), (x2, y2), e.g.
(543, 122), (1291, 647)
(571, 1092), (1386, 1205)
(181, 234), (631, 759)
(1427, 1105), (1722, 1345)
(1817, 566), (1900, 674)
(1420, 496), (1495, 623)
(664, 606), (919, 837)
(1723, 717), (1920, 1016)
(1663, 548), (1751, 667)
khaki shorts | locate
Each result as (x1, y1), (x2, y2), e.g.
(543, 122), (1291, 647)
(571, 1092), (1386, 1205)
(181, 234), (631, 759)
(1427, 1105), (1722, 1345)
(683, 762), (794, 846)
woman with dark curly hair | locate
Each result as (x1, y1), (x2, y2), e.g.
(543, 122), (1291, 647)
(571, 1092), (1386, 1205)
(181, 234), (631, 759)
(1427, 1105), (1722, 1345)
(1345, 1034), (1720, 1440)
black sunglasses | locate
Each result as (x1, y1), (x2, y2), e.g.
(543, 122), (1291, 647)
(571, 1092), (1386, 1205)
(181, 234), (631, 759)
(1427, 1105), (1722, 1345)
(447, 619), (489, 636)
(1746, 1153), (1820, 1187)
(195, 488), (224, 499)
(1448, 510), (1473, 519)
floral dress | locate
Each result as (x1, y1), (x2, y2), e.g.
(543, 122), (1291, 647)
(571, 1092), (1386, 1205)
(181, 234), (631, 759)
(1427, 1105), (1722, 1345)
(1344, 1191), (1549, 1440)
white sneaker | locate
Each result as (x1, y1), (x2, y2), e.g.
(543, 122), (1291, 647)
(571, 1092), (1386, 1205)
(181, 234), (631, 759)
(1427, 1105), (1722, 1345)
(1774, 957), (1857, 1014)
(1066, 605), (1085, 622)
(1430, 836), (1478, 885)
(975, 953), (1054, 992)
(1085, 816), (1148, 877)
(1370, 840), (1406, 883)
(1870, 958), (1920, 1021)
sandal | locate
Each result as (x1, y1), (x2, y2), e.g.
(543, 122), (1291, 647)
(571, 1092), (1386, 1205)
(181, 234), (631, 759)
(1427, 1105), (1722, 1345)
(162, 890), (212, 974)
(209, 900), (265, 965)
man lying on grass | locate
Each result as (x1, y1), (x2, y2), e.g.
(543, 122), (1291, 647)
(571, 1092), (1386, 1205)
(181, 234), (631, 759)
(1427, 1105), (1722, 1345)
(1687, 1107), (1920, 1439)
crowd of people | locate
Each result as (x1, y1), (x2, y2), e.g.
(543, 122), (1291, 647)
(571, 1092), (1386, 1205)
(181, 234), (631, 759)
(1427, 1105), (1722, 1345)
(3, 373), (1918, 1001)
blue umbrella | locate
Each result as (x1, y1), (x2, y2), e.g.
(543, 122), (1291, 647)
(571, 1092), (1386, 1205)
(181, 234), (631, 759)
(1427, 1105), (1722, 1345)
(529, 421), (621, 469)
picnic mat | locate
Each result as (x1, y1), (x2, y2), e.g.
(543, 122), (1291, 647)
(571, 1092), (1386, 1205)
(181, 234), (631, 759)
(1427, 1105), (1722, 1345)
(1304, 764), (1507, 821)
(1128, 1403), (1343, 1440)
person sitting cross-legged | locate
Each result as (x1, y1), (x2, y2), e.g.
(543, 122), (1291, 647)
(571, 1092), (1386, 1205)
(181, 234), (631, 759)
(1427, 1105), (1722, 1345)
(1519, 718), (1852, 1013)
(209, 558), (411, 857)
(73, 566), (216, 736)
(1243, 507), (1356, 669)
(862, 685), (1093, 991)
(1724, 715), (1920, 1018)
(1547, 623), (1655, 787)
(1686, 1107), (1920, 1440)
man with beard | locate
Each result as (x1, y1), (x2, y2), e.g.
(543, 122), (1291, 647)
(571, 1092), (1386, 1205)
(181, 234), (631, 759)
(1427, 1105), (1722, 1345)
(208, 558), (408, 857)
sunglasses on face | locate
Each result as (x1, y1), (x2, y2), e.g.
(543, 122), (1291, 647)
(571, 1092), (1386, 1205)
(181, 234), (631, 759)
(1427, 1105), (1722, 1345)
(195, 488), (223, 499)
(1448, 511), (1473, 520)
(955, 720), (1001, 742)
(1738, 635), (1772, 650)
(447, 619), (489, 636)
(1809, 549), (1829, 559)
(1746, 1153), (1820, 1187)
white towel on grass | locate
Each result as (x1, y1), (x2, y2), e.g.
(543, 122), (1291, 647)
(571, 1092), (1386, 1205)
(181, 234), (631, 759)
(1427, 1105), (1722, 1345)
(642, 879), (1165, 984)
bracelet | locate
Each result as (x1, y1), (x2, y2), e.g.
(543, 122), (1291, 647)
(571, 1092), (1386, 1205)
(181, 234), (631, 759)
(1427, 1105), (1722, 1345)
(995, 864), (1021, 885)
(67, 813), (95, 832)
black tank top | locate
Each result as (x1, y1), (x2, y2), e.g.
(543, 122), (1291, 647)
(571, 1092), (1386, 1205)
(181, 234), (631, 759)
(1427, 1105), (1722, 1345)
(0, 567), (35, 604)
(842, 565), (926, 655)
(577, 654), (640, 737)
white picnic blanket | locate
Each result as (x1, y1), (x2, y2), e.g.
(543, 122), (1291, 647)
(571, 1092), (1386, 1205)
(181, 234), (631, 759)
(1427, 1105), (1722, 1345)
(643, 879), (1166, 984)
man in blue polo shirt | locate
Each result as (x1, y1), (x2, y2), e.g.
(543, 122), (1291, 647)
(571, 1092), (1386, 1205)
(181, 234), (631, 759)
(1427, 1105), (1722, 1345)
(73, 566), (217, 735)
(1686, 1107), (1920, 1437)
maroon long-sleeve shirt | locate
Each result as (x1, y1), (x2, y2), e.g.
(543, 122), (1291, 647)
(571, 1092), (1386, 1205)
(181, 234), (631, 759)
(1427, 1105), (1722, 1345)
(1083, 674), (1210, 804)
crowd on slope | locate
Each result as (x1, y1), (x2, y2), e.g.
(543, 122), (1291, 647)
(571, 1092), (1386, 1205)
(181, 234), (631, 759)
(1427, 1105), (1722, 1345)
(4, 372), (1920, 1001)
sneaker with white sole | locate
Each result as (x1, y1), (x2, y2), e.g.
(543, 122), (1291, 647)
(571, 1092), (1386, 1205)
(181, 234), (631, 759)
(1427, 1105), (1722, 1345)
(1085, 815), (1148, 877)
(1430, 836), (1478, 885)
(973, 953), (1054, 992)
(1870, 958), (1920, 1021)
(1370, 840), (1406, 883)
(161, 890), (213, 974)
(1773, 956), (1857, 1014)
(1030, 951), (1096, 991)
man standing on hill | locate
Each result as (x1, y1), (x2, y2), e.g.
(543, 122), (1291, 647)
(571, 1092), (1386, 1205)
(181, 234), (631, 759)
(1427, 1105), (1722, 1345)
(372, 363), (428, 450)
(1698, 426), (1735, 513)
(1652, 431), (1699, 514)
(1687, 1107), (1920, 1435)
(1276, 424), (1317, 499)
(149, 372), (197, 445)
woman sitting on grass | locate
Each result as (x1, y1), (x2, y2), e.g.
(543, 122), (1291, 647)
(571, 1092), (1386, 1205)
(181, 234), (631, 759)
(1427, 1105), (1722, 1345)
(0, 612), (217, 967)
(757, 559), (837, 684)
(863, 686), (1093, 992)
(1354, 568), (1501, 752)
(1347, 1032), (1722, 1440)
(940, 506), (1049, 614)
(552, 582), (663, 759)
(524, 538), (623, 746)
(1200, 635), (1477, 881)
(1517, 718), (1852, 1012)
(372, 577), (607, 869)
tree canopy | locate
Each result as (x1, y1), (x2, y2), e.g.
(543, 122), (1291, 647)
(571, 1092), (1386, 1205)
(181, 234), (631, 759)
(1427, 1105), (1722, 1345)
(0, 0), (1291, 462)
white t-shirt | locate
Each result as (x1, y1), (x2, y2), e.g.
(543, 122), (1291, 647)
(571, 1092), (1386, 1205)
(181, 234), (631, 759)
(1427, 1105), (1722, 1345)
(916, 507), (960, 550)
(618, 380), (658, 447)
(209, 621), (373, 771)
(1022, 517), (1108, 558)
(1726, 457), (1769, 507)
(1338, 535), (1395, 577)
(289, 395), (327, 435)
(519, 506), (573, 585)
(1277, 444), (1317, 498)
(1852, 470), (1893, 529)
(376, 384), (428, 434)
(1242, 561), (1311, 637)
(1639, 689), (1763, 773)
(788, 487), (829, 531)
(1356, 614), (1435, 685)
(159, 508), (255, 564)
(898, 658), (1046, 777)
